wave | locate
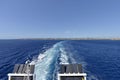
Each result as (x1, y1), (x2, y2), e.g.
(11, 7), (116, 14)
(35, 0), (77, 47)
(30, 41), (99, 80)
(30, 41), (70, 80)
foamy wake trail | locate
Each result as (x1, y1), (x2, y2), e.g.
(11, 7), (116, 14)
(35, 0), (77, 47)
(30, 41), (69, 80)
(30, 41), (99, 80)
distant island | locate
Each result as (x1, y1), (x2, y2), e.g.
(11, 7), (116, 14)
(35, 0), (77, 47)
(18, 38), (120, 40)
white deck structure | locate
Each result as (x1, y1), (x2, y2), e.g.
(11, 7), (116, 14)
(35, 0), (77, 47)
(58, 64), (87, 80)
(8, 64), (87, 80)
(8, 64), (35, 80)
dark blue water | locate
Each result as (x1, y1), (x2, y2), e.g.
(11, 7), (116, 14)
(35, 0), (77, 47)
(0, 40), (120, 80)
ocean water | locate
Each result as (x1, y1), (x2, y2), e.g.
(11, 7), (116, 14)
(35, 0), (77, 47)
(0, 40), (120, 80)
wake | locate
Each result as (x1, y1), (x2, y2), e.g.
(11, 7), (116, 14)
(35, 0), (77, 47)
(30, 41), (99, 80)
(30, 41), (69, 80)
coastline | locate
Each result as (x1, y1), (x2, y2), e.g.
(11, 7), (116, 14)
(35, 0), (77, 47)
(0, 38), (120, 40)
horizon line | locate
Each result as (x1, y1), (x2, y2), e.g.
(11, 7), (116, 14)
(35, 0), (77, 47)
(0, 37), (120, 40)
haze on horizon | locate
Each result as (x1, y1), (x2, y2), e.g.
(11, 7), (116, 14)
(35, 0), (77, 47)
(0, 0), (120, 39)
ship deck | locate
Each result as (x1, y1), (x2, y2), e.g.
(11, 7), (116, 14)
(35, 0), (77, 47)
(8, 64), (35, 80)
(58, 64), (87, 80)
(8, 64), (87, 80)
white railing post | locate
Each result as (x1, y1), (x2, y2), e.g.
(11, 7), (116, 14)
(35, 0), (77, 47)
(8, 76), (11, 80)
(84, 76), (86, 80)
(58, 74), (60, 80)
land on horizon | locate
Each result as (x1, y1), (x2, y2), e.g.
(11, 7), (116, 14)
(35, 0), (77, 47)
(1, 37), (120, 40)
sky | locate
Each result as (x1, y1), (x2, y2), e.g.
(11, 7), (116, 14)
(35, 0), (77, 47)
(0, 0), (120, 39)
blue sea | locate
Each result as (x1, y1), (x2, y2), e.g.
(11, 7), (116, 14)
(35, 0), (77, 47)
(0, 40), (120, 80)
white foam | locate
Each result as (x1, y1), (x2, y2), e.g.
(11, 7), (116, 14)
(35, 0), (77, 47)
(31, 42), (69, 80)
(59, 47), (69, 64)
(29, 41), (99, 80)
(30, 53), (46, 65)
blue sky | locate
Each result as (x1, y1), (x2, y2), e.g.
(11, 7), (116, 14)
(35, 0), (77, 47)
(0, 0), (120, 39)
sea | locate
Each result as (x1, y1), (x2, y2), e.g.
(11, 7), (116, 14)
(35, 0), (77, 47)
(0, 40), (120, 80)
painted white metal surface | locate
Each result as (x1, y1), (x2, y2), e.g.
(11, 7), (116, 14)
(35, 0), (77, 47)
(58, 73), (87, 76)
(84, 76), (87, 80)
(58, 73), (87, 80)
(8, 73), (34, 80)
(8, 73), (34, 76)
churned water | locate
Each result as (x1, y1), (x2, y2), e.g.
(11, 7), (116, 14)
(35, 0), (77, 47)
(0, 40), (120, 80)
